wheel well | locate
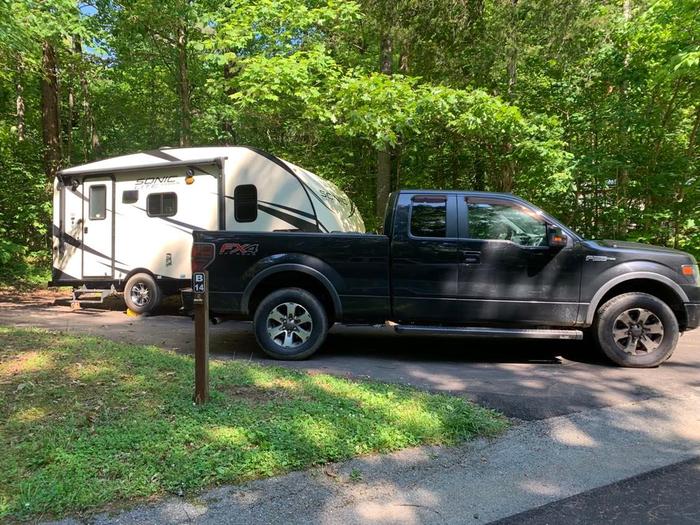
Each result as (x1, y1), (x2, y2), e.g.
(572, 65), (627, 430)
(248, 271), (337, 322)
(595, 279), (687, 329)
(118, 268), (156, 292)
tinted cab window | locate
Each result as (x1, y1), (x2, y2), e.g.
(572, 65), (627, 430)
(410, 196), (447, 238)
(467, 199), (546, 247)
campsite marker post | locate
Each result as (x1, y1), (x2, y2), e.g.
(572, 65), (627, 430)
(192, 271), (209, 404)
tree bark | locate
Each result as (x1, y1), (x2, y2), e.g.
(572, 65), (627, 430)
(176, 24), (192, 147)
(474, 155), (485, 191)
(496, 0), (518, 193)
(74, 37), (100, 160)
(616, 0), (632, 236)
(16, 63), (25, 142)
(506, 0), (518, 99)
(41, 41), (62, 181)
(376, 34), (393, 222)
(222, 58), (240, 142)
(66, 88), (74, 165)
(687, 105), (700, 154)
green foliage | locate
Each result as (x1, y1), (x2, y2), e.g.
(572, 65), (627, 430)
(1, 0), (699, 271)
(0, 327), (506, 520)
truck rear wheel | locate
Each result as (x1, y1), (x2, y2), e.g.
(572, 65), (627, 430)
(124, 273), (162, 315)
(593, 292), (678, 368)
(253, 288), (328, 360)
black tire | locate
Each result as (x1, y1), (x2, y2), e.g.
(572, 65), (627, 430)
(253, 288), (328, 360)
(123, 273), (162, 314)
(593, 292), (679, 368)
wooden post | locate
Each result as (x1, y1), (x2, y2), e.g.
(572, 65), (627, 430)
(192, 271), (209, 404)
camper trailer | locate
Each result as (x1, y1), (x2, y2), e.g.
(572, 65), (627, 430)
(50, 146), (365, 313)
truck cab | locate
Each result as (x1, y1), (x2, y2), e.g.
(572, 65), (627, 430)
(193, 190), (700, 368)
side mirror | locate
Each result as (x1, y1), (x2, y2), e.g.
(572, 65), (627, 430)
(547, 225), (568, 249)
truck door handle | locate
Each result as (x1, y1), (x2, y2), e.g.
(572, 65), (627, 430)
(83, 226), (88, 234)
(461, 250), (481, 264)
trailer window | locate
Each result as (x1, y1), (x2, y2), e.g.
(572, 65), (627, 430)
(122, 190), (138, 204)
(147, 192), (177, 217)
(410, 195), (447, 238)
(89, 185), (107, 220)
(234, 184), (257, 223)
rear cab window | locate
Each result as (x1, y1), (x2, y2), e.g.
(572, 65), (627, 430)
(410, 195), (448, 238)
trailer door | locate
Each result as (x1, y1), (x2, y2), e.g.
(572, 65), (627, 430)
(82, 177), (114, 278)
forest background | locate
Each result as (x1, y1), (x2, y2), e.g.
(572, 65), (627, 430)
(1, 0), (698, 283)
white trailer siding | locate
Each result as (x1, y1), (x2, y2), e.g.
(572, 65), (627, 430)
(51, 146), (364, 293)
(222, 148), (317, 232)
(112, 163), (220, 281)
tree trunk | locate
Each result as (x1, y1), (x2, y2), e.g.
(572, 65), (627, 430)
(617, 0), (632, 236)
(497, 0), (518, 192)
(74, 37), (100, 160)
(16, 63), (25, 142)
(474, 155), (485, 191)
(176, 25), (192, 147)
(506, 0), (518, 99)
(66, 89), (74, 165)
(222, 58), (240, 142)
(41, 41), (61, 181)
(687, 105), (700, 154)
(497, 144), (515, 192)
(376, 34), (393, 222)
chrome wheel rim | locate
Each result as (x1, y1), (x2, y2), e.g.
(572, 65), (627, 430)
(130, 282), (151, 307)
(266, 302), (313, 348)
(612, 308), (664, 355)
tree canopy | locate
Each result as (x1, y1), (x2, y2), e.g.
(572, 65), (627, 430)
(1, 0), (699, 277)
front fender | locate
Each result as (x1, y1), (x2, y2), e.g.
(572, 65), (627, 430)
(583, 262), (689, 325)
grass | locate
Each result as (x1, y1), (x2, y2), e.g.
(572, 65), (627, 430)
(0, 327), (507, 521)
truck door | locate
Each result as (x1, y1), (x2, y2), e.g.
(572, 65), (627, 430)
(390, 193), (463, 323)
(82, 177), (114, 278)
(455, 195), (582, 325)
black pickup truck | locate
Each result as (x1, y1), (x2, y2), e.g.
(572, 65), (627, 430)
(191, 190), (700, 367)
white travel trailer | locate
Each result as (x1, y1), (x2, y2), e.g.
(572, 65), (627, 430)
(51, 146), (365, 313)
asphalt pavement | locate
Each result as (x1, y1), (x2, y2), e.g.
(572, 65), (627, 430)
(2, 295), (699, 524)
(493, 457), (700, 525)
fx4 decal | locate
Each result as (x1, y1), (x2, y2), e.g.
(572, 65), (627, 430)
(219, 242), (259, 256)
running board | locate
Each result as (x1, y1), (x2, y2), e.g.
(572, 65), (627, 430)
(393, 325), (583, 340)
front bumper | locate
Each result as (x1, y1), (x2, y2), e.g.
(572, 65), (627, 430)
(683, 303), (700, 331)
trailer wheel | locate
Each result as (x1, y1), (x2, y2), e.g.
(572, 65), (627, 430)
(253, 288), (328, 360)
(124, 273), (162, 315)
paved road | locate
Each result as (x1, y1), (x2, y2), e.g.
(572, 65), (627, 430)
(494, 457), (700, 525)
(1, 299), (699, 420)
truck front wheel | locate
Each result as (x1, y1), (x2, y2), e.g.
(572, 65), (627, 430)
(253, 288), (329, 360)
(593, 292), (679, 368)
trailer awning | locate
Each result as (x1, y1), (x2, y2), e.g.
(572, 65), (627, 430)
(58, 157), (225, 178)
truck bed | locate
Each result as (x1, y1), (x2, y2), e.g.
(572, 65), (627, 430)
(195, 231), (391, 323)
